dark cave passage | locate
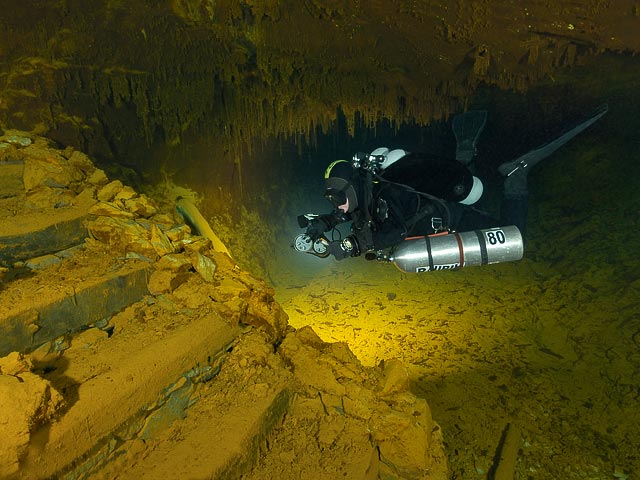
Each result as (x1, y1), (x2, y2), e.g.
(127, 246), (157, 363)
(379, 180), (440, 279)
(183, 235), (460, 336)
(137, 54), (635, 294)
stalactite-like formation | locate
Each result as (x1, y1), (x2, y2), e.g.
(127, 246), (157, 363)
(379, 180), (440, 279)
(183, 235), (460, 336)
(0, 0), (637, 172)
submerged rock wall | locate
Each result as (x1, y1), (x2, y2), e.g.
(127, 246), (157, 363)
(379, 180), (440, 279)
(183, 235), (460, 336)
(0, 1), (638, 167)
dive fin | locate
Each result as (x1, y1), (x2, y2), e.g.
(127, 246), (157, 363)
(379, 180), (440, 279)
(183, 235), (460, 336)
(499, 103), (609, 177)
(452, 110), (488, 165)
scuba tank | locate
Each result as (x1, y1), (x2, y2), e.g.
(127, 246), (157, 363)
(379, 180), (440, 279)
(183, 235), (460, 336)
(387, 225), (523, 273)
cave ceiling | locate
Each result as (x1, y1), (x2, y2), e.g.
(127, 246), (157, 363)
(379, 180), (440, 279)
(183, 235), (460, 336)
(0, 0), (638, 162)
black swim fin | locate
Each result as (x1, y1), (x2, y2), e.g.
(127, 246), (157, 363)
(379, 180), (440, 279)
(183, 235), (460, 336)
(499, 103), (609, 177)
(452, 110), (488, 166)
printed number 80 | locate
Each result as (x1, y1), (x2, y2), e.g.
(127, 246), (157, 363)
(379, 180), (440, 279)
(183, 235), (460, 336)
(486, 230), (506, 245)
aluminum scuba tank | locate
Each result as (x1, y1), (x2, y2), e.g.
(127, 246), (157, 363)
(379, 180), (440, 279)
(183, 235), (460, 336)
(388, 225), (523, 273)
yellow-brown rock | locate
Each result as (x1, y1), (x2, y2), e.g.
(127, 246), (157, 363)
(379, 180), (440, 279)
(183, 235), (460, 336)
(0, 370), (64, 478)
(147, 268), (190, 295)
(88, 201), (135, 218)
(97, 180), (125, 203)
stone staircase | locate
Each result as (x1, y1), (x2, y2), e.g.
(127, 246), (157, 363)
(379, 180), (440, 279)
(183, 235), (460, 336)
(0, 131), (291, 479)
(0, 131), (448, 480)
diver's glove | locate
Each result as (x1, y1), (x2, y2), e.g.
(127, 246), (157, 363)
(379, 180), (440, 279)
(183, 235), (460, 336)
(328, 235), (360, 260)
(305, 218), (330, 240)
(298, 212), (349, 240)
(297, 214), (329, 240)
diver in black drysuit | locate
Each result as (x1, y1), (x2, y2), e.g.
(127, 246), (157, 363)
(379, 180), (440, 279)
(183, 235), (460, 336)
(300, 105), (608, 261)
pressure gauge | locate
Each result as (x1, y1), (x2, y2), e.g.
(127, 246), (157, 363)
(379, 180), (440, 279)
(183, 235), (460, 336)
(293, 234), (313, 253)
(313, 238), (328, 255)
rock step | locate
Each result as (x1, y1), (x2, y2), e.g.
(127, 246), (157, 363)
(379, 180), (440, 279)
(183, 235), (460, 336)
(20, 306), (245, 479)
(110, 379), (291, 479)
(0, 157), (97, 267)
(0, 208), (93, 267)
(0, 249), (150, 357)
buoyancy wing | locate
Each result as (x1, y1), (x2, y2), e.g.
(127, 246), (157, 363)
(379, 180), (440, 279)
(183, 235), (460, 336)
(381, 153), (474, 203)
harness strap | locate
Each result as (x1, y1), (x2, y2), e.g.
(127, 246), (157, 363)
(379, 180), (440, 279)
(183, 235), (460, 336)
(405, 203), (438, 231)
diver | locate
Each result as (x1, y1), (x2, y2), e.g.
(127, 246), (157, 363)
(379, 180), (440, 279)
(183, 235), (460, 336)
(294, 104), (608, 266)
